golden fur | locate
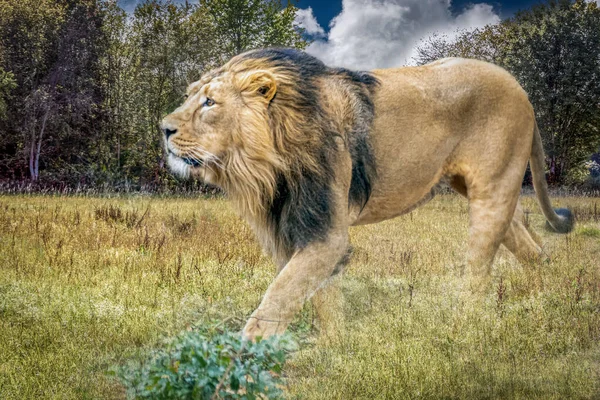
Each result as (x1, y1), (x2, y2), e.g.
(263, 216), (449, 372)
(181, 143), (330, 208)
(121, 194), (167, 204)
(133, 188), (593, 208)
(162, 49), (573, 340)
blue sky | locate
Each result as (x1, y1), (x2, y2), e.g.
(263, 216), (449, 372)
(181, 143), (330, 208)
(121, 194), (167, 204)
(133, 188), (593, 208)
(301, 0), (540, 29)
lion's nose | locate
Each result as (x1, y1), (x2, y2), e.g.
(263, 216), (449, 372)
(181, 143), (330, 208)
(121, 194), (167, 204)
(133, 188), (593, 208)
(164, 128), (177, 139)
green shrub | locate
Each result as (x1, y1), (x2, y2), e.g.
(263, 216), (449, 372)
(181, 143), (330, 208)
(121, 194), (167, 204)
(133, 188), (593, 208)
(114, 326), (295, 399)
(577, 226), (600, 238)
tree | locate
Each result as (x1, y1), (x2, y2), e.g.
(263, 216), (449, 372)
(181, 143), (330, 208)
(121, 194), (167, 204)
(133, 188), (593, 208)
(0, 0), (307, 187)
(200, 0), (306, 60)
(506, 0), (600, 184)
(96, 0), (307, 188)
(415, 25), (510, 66)
(0, 0), (65, 180)
(0, 0), (106, 182)
(0, 69), (16, 121)
(415, 0), (600, 185)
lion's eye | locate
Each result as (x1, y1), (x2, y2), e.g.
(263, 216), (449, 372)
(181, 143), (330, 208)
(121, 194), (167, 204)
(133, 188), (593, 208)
(183, 94), (189, 100)
(204, 98), (215, 107)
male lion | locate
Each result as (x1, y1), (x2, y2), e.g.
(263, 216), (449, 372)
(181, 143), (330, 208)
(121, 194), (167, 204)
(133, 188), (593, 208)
(161, 48), (573, 340)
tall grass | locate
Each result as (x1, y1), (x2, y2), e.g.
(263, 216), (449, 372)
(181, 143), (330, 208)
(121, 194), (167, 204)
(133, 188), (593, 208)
(0, 194), (599, 399)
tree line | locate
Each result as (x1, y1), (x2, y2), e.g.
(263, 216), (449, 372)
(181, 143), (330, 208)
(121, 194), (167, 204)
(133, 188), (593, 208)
(0, 0), (598, 190)
(0, 0), (305, 190)
(415, 0), (600, 187)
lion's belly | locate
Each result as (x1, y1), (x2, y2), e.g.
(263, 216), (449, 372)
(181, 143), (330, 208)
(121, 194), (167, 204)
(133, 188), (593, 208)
(350, 69), (465, 226)
(350, 119), (459, 226)
(351, 144), (449, 226)
(352, 187), (437, 225)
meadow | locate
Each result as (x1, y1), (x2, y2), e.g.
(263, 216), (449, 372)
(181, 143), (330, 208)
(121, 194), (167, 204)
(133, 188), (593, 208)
(0, 193), (599, 399)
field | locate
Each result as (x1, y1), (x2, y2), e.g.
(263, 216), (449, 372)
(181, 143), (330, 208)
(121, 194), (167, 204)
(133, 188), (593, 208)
(0, 193), (599, 399)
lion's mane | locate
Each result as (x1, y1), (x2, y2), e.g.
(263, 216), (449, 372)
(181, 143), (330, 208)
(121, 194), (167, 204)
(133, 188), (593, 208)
(219, 49), (379, 260)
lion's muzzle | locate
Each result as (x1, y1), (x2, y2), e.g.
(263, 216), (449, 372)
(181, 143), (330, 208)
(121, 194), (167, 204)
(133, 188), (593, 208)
(163, 128), (177, 139)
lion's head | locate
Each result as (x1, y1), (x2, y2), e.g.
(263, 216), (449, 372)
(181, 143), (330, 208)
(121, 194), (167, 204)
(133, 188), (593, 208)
(162, 64), (281, 189)
(161, 49), (378, 259)
(161, 50), (340, 218)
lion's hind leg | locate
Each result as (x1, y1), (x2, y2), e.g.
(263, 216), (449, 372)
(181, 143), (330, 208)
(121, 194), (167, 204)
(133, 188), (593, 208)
(449, 172), (520, 292)
(464, 196), (516, 293)
(502, 202), (547, 264)
(455, 160), (531, 294)
(449, 175), (545, 270)
(449, 173), (514, 292)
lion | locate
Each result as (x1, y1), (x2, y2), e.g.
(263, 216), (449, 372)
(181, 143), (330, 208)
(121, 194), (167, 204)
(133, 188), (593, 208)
(161, 48), (574, 340)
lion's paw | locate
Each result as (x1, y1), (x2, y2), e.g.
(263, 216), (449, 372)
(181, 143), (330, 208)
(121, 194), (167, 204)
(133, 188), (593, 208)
(242, 317), (287, 341)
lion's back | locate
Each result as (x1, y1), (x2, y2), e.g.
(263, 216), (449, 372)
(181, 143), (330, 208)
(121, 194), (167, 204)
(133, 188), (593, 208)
(370, 57), (533, 139)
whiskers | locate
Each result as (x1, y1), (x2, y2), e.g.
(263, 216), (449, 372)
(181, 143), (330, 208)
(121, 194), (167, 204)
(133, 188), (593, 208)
(193, 149), (224, 168)
(187, 148), (225, 176)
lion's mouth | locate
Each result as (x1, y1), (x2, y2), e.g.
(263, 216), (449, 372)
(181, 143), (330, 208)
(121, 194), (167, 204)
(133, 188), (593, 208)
(167, 148), (204, 168)
(181, 157), (203, 167)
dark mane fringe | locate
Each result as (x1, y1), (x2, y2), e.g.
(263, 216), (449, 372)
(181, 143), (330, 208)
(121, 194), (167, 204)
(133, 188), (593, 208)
(230, 48), (379, 255)
(332, 67), (379, 211)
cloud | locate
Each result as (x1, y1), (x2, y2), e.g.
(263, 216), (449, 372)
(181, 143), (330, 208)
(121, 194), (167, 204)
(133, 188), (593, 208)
(294, 7), (326, 37)
(303, 0), (500, 70)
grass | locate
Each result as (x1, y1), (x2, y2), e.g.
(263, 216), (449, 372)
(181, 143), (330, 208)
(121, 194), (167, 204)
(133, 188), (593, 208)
(0, 193), (599, 399)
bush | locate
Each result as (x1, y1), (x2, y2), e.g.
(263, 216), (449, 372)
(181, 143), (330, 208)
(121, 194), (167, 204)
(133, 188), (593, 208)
(114, 326), (296, 399)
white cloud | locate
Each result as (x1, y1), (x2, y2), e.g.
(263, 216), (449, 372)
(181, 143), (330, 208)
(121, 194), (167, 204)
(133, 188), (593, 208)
(455, 4), (498, 27)
(302, 0), (500, 70)
(294, 7), (326, 37)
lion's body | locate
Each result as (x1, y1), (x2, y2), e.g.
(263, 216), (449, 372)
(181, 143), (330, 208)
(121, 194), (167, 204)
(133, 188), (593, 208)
(162, 49), (574, 340)
(355, 58), (533, 224)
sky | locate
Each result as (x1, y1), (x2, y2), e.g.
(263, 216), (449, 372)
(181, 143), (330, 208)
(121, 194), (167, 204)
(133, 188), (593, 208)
(119, 0), (598, 69)
(292, 0), (596, 68)
(299, 0), (539, 31)
(294, 0), (508, 68)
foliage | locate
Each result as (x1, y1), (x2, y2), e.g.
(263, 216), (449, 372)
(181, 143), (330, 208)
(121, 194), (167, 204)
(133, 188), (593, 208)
(0, 0), (107, 182)
(0, 68), (16, 120)
(0, 0), (66, 180)
(115, 326), (295, 399)
(0, 0), (307, 187)
(415, 0), (600, 185)
(415, 25), (509, 65)
(200, 0), (306, 59)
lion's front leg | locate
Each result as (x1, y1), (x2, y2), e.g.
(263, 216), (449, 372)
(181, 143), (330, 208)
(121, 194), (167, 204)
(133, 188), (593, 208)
(242, 232), (349, 340)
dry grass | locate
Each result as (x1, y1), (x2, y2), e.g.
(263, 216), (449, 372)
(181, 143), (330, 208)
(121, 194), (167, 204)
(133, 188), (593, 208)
(0, 194), (599, 399)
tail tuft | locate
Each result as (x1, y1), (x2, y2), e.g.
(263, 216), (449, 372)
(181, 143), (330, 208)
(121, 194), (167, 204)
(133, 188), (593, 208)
(545, 208), (574, 233)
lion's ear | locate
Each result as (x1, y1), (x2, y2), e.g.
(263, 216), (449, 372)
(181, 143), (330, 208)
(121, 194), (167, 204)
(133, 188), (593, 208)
(239, 70), (277, 102)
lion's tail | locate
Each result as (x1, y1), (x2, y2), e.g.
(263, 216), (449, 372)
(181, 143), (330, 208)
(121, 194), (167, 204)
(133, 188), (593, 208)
(529, 121), (574, 233)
